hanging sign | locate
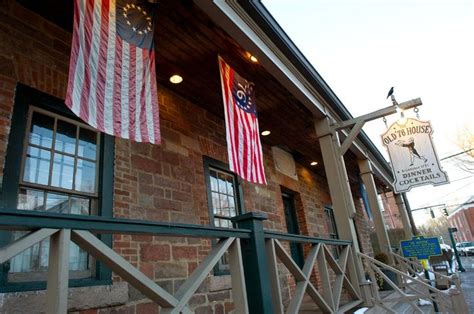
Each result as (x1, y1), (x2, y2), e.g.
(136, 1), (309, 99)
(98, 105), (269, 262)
(400, 236), (442, 260)
(381, 118), (448, 193)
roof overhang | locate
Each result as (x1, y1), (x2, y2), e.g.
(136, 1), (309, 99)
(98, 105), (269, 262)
(195, 0), (394, 186)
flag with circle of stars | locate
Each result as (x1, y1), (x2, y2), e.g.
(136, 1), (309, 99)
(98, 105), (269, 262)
(66, 0), (161, 144)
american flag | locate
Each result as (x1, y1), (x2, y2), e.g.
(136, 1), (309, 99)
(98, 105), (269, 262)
(66, 0), (161, 144)
(218, 57), (267, 184)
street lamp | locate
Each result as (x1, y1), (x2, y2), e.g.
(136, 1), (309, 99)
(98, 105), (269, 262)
(448, 227), (465, 272)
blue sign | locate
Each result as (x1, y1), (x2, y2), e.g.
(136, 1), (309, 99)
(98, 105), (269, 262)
(400, 236), (442, 260)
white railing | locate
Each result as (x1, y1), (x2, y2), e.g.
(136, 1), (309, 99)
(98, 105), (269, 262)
(360, 252), (468, 313)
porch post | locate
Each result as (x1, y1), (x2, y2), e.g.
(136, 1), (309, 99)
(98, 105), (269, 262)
(232, 212), (273, 314)
(358, 159), (394, 264)
(394, 193), (413, 239)
(315, 117), (364, 296)
(46, 229), (71, 314)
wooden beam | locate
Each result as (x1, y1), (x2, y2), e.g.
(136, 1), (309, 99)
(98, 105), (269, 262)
(46, 229), (71, 314)
(286, 244), (320, 314)
(334, 98), (422, 130)
(340, 120), (365, 155)
(172, 238), (235, 312)
(317, 244), (335, 310)
(265, 239), (284, 314)
(71, 230), (178, 308)
(274, 240), (306, 281)
(0, 228), (58, 263)
(229, 238), (249, 314)
(358, 159), (394, 265)
(315, 117), (363, 297)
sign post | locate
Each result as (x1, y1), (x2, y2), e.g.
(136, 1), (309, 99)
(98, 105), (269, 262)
(448, 227), (465, 272)
(400, 236), (442, 312)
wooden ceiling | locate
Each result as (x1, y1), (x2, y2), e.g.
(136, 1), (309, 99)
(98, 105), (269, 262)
(152, 1), (322, 170)
(17, 0), (362, 179)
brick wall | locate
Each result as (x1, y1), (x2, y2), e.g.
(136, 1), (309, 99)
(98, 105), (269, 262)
(0, 1), (376, 313)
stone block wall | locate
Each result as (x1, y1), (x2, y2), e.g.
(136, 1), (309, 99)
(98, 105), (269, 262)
(0, 1), (376, 312)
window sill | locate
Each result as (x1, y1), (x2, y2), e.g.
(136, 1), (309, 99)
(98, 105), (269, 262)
(0, 278), (112, 293)
(210, 274), (232, 292)
(0, 281), (127, 312)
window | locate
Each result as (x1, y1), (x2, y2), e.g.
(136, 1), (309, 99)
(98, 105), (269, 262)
(0, 84), (114, 292)
(204, 158), (244, 274)
(324, 206), (340, 258)
(324, 206), (338, 240)
(10, 108), (99, 280)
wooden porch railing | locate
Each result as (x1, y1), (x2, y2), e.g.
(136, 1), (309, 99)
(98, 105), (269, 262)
(0, 209), (250, 313)
(263, 231), (362, 313)
(0, 209), (364, 313)
(360, 252), (469, 313)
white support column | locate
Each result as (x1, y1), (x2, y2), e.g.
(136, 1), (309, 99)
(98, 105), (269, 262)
(394, 193), (413, 239)
(315, 117), (363, 295)
(46, 229), (71, 314)
(358, 159), (394, 264)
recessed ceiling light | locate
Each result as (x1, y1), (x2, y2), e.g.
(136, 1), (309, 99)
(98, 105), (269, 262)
(261, 130), (271, 136)
(249, 55), (258, 63)
(310, 161), (318, 166)
(169, 74), (183, 84)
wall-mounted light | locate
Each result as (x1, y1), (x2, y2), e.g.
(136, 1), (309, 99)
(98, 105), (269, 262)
(169, 74), (183, 84)
(249, 55), (258, 63)
(261, 130), (271, 136)
(310, 161), (318, 166)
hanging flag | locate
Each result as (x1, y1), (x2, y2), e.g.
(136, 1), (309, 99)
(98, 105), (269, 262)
(218, 57), (267, 184)
(66, 0), (161, 144)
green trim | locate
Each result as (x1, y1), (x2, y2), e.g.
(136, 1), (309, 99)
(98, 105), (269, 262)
(263, 231), (351, 245)
(0, 84), (114, 291)
(232, 212), (274, 313)
(0, 209), (252, 238)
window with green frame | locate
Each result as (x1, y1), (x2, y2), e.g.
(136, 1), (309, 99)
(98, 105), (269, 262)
(0, 84), (114, 292)
(324, 205), (340, 258)
(203, 157), (244, 275)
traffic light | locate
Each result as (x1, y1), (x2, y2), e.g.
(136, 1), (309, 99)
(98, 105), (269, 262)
(442, 208), (449, 216)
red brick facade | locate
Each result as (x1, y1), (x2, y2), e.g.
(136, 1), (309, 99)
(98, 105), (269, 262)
(448, 197), (474, 242)
(0, 1), (376, 312)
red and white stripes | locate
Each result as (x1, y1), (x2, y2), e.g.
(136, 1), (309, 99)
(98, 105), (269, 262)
(219, 57), (266, 184)
(66, 0), (161, 144)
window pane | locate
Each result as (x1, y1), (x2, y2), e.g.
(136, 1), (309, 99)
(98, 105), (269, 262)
(29, 112), (53, 148)
(229, 196), (236, 217)
(220, 197), (229, 217)
(51, 153), (74, 189)
(78, 128), (97, 160)
(23, 146), (51, 185)
(55, 120), (77, 154)
(71, 196), (90, 215)
(69, 243), (89, 271)
(220, 219), (231, 228)
(17, 188), (44, 211)
(218, 173), (227, 193)
(212, 192), (220, 216)
(46, 192), (69, 213)
(226, 177), (234, 195)
(210, 172), (218, 192)
(75, 159), (96, 193)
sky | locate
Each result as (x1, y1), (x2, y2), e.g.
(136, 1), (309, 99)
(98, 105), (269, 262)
(264, 0), (474, 225)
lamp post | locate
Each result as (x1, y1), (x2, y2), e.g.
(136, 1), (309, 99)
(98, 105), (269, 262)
(448, 227), (465, 272)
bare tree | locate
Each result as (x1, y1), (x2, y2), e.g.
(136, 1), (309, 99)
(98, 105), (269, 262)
(453, 126), (474, 174)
